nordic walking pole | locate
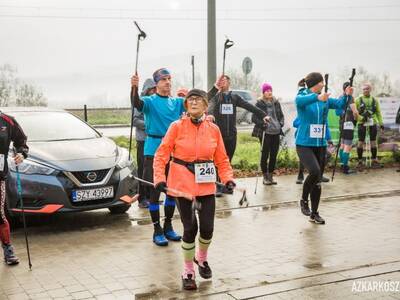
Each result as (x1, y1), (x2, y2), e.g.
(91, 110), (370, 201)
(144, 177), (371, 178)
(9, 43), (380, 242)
(215, 37), (234, 191)
(132, 176), (194, 201)
(366, 127), (371, 168)
(320, 74), (329, 180)
(13, 148), (32, 270)
(332, 68), (356, 181)
(191, 55), (195, 89)
(222, 37), (234, 76)
(215, 181), (249, 207)
(133, 175), (200, 211)
(255, 131), (266, 194)
(128, 21), (147, 161)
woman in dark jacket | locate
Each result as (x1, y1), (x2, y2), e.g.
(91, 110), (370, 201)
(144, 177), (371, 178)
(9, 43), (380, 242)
(252, 83), (284, 185)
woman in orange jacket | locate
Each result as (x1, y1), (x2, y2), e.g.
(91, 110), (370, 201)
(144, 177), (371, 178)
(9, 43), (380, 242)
(154, 88), (235, 290)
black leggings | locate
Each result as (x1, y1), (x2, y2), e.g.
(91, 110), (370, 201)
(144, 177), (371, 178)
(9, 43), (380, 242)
(259, 133), (280, 173)
(296, 146), (326, 213)
(143, 156), (170, 204)
(222, 136), (237, 162)
(358, 125), (377, 142)
(143, 156), (175, 228)
(175, 195), (215, 243)
(137, 141), (149, 202)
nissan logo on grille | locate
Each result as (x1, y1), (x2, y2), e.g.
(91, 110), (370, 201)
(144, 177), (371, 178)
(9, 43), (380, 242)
(86, 172), (98, 182)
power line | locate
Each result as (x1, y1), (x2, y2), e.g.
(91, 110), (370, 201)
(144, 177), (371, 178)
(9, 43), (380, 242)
(0, 4), (399, 12)
(0, 14), (399, 22)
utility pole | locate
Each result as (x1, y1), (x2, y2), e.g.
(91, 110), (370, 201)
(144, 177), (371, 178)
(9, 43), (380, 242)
(207, 0), (216, 90)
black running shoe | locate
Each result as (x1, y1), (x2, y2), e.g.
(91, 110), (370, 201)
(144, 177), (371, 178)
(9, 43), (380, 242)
(296, 177), (304, 184)
(269, 174), (277, 185)
(2, 244), (19, 266)
(371, 160), (384, 169)
(343, 165), (356, 175)
(320, 176), (329, 183)
(300, 199), (311, 216)
(309, 212), (325, 224)
(182, 274), (197, 290)
(194, 258), (212, 279)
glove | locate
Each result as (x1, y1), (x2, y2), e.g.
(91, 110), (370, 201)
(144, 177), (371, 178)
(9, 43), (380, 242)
(155, 182), (167, 193)
(225, 180), (236, 193)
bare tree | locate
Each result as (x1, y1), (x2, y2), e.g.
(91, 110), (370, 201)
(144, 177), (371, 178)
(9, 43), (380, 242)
(333, 66), (396, 97)
(15, 83), (47, 106)
(0, 64), (47, 106)
(172, 71), (204, 93)
(0, 64), (16, 106)
(225, 68), (262, 95)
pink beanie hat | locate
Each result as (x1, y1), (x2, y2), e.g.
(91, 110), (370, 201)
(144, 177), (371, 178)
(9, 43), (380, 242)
(262, 83), (273, 93)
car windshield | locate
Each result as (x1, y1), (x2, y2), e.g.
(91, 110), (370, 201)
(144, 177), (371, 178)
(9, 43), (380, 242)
(232, 91), (252, 101)
(9, 111), (101, 142)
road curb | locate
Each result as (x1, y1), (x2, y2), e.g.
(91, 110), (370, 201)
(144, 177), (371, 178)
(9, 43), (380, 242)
(130, 189), (400, 221)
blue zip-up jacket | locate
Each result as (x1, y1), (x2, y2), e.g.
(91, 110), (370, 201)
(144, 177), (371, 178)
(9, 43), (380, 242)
(293, 116), (331, 140)
(295, 88), (344, 147)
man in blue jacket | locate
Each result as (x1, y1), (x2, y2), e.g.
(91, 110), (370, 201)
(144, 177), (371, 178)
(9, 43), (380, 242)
(131, 68), (222, 246)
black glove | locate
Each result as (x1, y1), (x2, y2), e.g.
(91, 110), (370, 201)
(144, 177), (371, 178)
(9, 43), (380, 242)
(225, 180), (236, 193)
(155, 182), (167, 193)
(362, 113), (370, 123)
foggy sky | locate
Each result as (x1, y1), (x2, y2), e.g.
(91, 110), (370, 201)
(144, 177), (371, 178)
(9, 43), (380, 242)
(0, 0), (399, 107)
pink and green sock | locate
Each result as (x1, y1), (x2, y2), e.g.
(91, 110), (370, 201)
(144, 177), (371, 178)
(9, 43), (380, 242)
(182, 241), (195, 278)
(196, 237), (212, 266)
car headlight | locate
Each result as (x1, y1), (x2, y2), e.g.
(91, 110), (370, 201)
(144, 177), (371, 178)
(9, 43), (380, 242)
(8, 159), (56, 175)
(116, 147), (133, 169)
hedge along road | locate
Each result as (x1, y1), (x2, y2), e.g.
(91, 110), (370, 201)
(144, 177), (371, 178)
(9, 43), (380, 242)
(95, 101), (298, 147)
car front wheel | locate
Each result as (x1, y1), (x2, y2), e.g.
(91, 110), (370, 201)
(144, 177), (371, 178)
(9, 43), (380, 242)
(108, 204), (131, 214)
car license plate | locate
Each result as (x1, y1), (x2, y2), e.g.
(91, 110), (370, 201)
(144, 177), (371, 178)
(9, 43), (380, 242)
(72, 186), (114, 202)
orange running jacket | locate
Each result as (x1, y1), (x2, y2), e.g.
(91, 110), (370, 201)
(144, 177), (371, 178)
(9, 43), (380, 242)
(153, 116), (234, 197)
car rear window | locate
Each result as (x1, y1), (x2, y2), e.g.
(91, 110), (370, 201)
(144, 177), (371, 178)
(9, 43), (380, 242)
(9, 111), (101, 142)
(231, 91), (252, 101)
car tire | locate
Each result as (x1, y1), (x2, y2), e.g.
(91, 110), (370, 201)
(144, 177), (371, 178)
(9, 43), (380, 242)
(108, 204), (131, 214)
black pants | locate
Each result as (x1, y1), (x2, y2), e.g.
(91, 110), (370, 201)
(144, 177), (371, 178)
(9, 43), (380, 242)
(296, 146), (326, 213)
(136, 141), (149, 202)
(143, 155), (171, 203)
(222, 135), (237, 162)
(176, 195), (215, 243)
(143, 156), (175, 228)
(298, 162), (305, 178)
(358, 125), (377, 142)
(259, 133), (280, 173)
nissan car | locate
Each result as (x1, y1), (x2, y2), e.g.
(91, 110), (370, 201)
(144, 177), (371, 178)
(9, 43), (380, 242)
(3, 107), (138, 218)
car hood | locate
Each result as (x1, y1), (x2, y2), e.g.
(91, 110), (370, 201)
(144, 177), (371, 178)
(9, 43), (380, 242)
(27, 137), (119, 171)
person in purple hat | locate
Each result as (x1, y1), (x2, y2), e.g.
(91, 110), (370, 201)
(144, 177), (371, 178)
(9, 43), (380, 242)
(252, 83), (284, 185)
